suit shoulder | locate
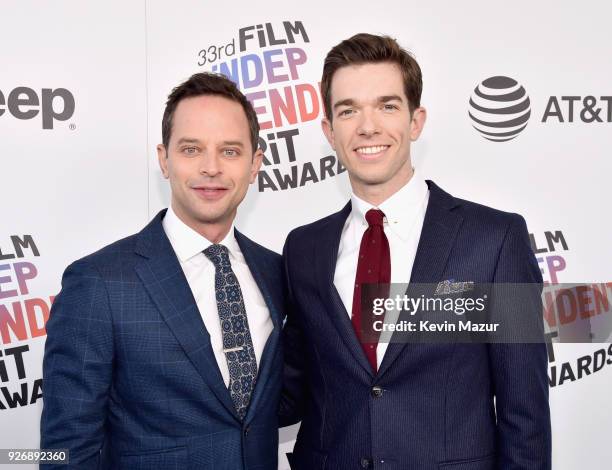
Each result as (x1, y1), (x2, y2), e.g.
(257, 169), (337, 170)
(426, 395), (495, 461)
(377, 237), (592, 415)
(65, 232), (140, 279)
(286, 205), (348, 244)
(454, 196), (526, 232)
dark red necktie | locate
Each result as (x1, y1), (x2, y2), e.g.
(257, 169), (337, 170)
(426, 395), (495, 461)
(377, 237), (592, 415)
(351, 209), (391, 372)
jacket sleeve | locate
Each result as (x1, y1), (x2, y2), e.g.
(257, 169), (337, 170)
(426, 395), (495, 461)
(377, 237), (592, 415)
(40, 258), (114, 469)
(488, 214), (552, 470)
(278, 232), (309, 428)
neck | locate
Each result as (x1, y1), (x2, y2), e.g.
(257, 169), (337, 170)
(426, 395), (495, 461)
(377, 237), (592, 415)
(197, 223), (233, 244)
(351, 165), (414, 207)
(171, 203), (234, 244)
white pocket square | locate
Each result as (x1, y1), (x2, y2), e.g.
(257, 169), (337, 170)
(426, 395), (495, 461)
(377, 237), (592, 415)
(434, 279), (474, 295)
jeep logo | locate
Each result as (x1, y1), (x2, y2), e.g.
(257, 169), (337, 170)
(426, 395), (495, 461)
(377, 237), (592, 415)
(0, 87), (75, 129)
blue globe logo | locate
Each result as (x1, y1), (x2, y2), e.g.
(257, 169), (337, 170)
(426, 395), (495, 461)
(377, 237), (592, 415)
(469, 76), (531, 142)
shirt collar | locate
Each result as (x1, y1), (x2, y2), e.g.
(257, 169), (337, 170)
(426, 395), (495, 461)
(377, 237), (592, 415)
(162, 205), (240, 263)
(349, 170), (429, 241)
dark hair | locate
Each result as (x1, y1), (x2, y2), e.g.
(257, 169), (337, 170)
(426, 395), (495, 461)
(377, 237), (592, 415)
(321, 33), (423, 120)
(161, 72), (259, 152)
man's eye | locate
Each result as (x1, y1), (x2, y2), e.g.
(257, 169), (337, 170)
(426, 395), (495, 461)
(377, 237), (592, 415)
(223, 149), (238, 156)
(338, 109), (353, 117)
(183, 147), (198, 155)
(383, 104), (398, 111)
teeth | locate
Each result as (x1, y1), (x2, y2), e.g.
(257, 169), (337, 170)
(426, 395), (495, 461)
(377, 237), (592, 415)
(356, 145), (388, 155)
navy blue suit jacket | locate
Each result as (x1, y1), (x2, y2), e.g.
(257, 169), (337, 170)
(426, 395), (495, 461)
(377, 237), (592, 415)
(41, 210), (284, 470)
(281, 181), (551, 470)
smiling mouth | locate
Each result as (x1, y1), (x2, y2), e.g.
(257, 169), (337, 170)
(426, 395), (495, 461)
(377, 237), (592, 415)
(192, 187), (228, 201)
(354, 145), (390, 158)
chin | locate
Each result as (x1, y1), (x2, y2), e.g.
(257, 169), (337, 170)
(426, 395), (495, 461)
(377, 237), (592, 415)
(185, 205), (224, 223)
(353, 172), (394, 185)
(201, 212), (231, 225)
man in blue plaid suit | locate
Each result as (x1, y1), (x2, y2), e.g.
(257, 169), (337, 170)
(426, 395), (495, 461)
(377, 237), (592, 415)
(41, 73), (284, 469)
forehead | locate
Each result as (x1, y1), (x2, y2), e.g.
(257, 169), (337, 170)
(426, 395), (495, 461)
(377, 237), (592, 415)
(171, 94), (250, 141)
(330, 62), (406, 104)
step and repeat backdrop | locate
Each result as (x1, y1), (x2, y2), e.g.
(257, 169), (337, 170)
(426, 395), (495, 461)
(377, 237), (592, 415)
(1, 1), (611, 468)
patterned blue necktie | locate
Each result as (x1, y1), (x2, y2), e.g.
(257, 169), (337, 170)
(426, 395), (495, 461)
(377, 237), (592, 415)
(203, 244), (257, 420)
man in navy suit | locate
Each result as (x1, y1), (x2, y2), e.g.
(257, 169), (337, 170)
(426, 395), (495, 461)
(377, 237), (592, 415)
(281, 34), (551, 469)
(41, 73), (284, 469)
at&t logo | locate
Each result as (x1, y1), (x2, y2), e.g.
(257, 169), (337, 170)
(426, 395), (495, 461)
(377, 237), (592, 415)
(468, 76), (531, 142)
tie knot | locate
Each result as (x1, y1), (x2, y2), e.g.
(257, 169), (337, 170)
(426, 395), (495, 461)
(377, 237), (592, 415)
(203, 244), (230, 268)
(365, 209), (385, 227)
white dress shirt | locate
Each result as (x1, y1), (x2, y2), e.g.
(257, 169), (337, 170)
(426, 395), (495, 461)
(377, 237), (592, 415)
(334, 171), (430, 368)
(162, 206), (273, 387)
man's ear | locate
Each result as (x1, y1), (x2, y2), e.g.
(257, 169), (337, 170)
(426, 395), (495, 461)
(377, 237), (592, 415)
(321, 117), (336, 150)
(409, 107), (427, 141)
(249, 148), (264, 183)
(157, 144), (169, 178)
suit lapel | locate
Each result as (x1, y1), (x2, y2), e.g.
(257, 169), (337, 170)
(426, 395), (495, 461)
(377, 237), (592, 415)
(377, 181), (464, 378)
(234, 230), (283, 423)
(316, 202), (374, 376)
(133, 210), (239, 421)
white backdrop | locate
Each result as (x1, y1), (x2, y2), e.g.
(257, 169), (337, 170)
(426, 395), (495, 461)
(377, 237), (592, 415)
(1, 1), (611, 469)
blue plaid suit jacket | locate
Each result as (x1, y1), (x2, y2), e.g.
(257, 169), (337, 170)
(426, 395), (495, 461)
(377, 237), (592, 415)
(41, 210), (284, 469)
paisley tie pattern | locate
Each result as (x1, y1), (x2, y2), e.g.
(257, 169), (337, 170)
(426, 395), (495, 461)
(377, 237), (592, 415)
(203, 244), (257, 420)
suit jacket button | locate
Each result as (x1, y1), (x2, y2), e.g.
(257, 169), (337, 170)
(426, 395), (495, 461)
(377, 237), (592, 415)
(243, 426), (250, 436)
(371, 386), (383, 398)
(360, 457), (372, 468)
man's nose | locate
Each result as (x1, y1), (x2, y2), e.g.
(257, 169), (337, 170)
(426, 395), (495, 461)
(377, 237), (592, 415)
(199, 153), (221, 176)
(357, 109), (381, 136)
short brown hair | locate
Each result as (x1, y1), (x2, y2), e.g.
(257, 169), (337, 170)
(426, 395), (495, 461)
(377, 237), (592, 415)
(321, 33), (423, 120)
(162, 72), (259, 152)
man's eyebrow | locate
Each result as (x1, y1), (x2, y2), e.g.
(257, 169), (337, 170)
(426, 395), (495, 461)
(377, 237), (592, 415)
(175, 137), (201, 145)
(333, 98), (355, 110)
(332, 95), (404, 110)
(378, 94), (404, 103)
(219, 140), (245, 148)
